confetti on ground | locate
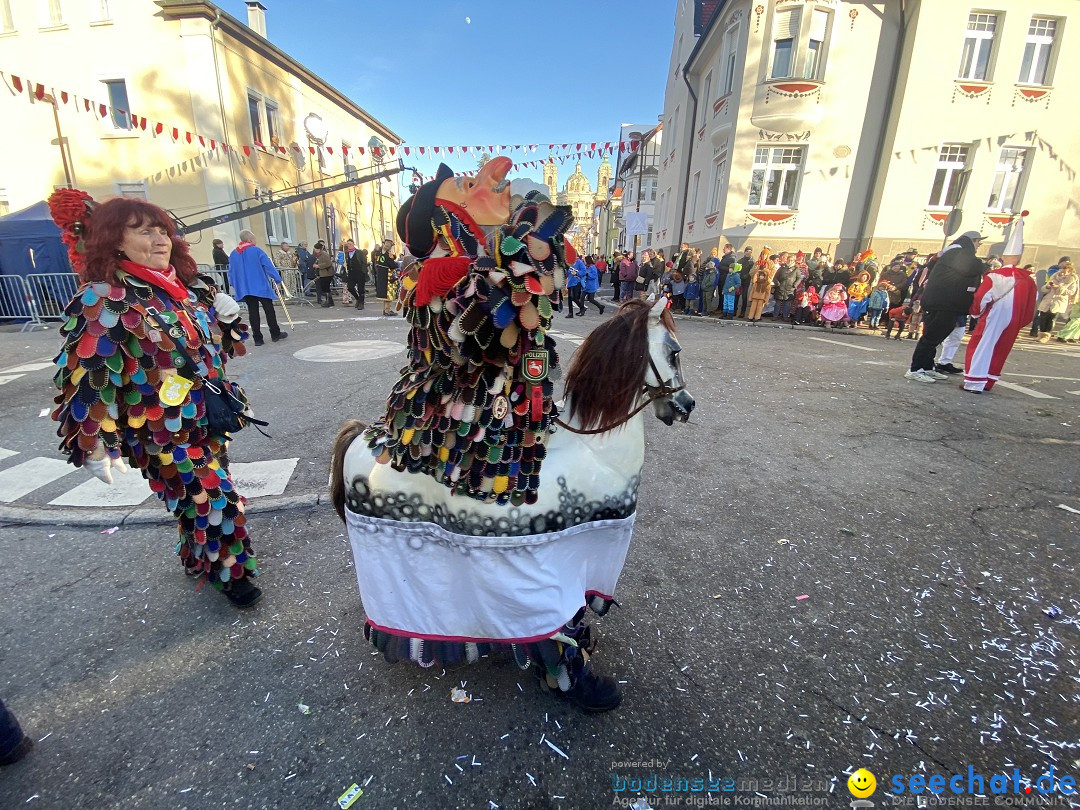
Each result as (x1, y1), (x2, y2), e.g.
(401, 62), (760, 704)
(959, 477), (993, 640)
(450, 687), (472, 703)
(543, 739), (569, 759)
(284, 773), (297, 781)
(38, 408), (50, 417)
(297, 703), (311, 715)
(337, 783), (363, 809)
(100, 527), (119, 535)
(796, 594), (810, 600)
(1055, 503), (1080, 514)
(36, 733), (52, 743)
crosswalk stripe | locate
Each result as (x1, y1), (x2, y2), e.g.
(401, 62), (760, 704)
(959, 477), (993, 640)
(806, 337), (881, 352)
(0, 448), (18, 462)
(43, 458), (301, 506)
(0, 458), (77, 503)
(1068, 390), (1080, 396)
(994, 381), (1059, 399)
(1, 361), (55, 374)
(0, 375), (24, 386)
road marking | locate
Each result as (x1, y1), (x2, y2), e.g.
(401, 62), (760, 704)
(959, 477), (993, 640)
(0, 458), (77, 503)
(860, 360), (895, 366)
(546, 329), (584, 345)
(51, 470), (153, 507)
(0, 448), (18, 462)
(1066, 390), (1080, 396)
(0, 375), (24, 386)
(318, 318), (346, 323)
(994, 381), (1059, 399)
(1003, 373), (1080, 382)
(293, 340), (403, 363)
(806, 337), (881, 352)
(2, 361), (55, 374)
(229, 458), (299, 498)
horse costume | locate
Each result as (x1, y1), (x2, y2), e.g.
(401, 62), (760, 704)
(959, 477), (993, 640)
(331, 159), (695, 712)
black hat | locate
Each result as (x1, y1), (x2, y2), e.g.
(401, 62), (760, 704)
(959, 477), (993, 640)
(397, 163), (454, 258)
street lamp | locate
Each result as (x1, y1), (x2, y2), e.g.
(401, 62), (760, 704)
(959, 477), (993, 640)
(40, 93), (75, 188)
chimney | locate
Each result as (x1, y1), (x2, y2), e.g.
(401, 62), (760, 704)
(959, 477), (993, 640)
(245, 1), (267, 38)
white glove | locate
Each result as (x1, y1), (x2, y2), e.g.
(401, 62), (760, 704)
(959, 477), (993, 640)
(86, 443), (130, 485)
(213, 292), (241, 322)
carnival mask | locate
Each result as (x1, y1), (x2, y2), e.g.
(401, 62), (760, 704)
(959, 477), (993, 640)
(435, 156), (512, 226)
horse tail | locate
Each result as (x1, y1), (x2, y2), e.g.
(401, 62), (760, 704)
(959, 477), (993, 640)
(330, 419), (367, 524)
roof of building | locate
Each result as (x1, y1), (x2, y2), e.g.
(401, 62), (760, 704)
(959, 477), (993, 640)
(156, 0), (401, 143)
(695, 0), (722, 35)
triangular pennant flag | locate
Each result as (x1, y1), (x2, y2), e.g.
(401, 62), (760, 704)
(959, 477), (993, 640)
(198, 135), (205, 146)
(277, 145), (286, 154)
(403, 146), (410, 156)
(358, 146), (365, 155)
(461, 146), (468, 153)
(172, 127), (179, 139)
(447, 146), (454, 153)
(11, 75), (22, 93)
(155, 122), (163, 135)
(549, 144), (555, 150)
(210, 139), (216, 149)
(342, 145), (349, 155)
(433, 146), (440, 154)
(139, 117), (147, 130)
(309, 146), (316, 154)
(590, 142), (596, 150)
(293, 145), (302, 152)
(99, 104), (107, 118)
(186, 132), (193, 143)
(389, 147), (395, 156)
(561, 143), (568, 150)
(326, 146), (333, 154)
(60, 91), (68, 104)
(84, 98), (92, 112)
(33, 84), (44, 100)
(419, 146), (425, 155)
(243, 145), (251, 156)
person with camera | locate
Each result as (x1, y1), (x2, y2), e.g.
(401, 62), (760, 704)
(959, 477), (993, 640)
(313, 240), (335, 307)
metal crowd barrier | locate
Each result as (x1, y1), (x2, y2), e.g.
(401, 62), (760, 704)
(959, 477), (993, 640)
(24, 272), (81, 323)
(196, 264), (231, 293)
(0, 274), (46, 332)
(279, 267), (314, 307)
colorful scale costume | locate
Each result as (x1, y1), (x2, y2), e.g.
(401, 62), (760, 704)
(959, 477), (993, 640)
(52, 269), (257, 590)
(363, 191), (572, 506)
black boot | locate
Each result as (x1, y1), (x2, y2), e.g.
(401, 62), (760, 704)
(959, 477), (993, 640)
(224, 577), (262, 608)
(551, 654), (621, 713)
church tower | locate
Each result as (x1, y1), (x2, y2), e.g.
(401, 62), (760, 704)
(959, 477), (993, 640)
(596, 156), (612, 201)
(543, 156), (558, 201)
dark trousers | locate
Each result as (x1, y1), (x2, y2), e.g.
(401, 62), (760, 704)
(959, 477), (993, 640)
(736, 286), (749, 316)
(347, 276), (365, 307)
(0, 698), (24, 755)
(245, 296), (282, 340)
(774, 298), (794, 320)
(910, 309), (960, 371)
(583, 291), (603, 312)
(316, 276), (333, 305)
(1034, 310), (1056, 335)
(565, 286), (584, 316)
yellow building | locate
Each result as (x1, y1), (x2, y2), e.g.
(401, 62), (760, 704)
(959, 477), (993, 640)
(0, 0), (401, 265)
(656, 0), (1080, 264)
(543, 158), (612, 254)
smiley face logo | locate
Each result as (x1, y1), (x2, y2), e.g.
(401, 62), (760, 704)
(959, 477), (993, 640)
(848, 768), (877, 798)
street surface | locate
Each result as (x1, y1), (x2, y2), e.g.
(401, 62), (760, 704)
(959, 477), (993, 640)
(1, 304), (1078, 809)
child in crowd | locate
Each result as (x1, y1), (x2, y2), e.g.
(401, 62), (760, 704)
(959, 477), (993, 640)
(819, 283), (849, 329)
(683, 273), (701, 316)
(793, 282), (819, 325)
(905, 299), (923, 340)
(884, 304), (912, 340)
(867, 282), (890, 329)
(721, 264), (742, 319)
(847, 270), (871, 327)
(747, 268), (771, 322)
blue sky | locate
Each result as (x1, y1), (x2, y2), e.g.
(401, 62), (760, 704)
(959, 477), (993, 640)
(216, 0), (674, 192)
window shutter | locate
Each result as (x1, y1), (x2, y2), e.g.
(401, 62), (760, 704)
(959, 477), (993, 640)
(809, 9), (828, 41)
(774, 7), (800, 40)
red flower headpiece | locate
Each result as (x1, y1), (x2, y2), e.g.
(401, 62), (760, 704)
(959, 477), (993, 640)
(47, 188), (97, 273)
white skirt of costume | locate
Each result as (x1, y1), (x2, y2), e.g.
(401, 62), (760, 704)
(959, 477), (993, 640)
(346, 508), (636, 643)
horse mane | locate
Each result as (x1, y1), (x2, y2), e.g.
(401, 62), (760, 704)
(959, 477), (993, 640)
(563, 299), (675, 432)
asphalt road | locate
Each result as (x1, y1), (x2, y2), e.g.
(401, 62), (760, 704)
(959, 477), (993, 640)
(1, 306), (1078, 810)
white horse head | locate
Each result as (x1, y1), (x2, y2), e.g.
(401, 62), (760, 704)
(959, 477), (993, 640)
(645, 296), (695, 426)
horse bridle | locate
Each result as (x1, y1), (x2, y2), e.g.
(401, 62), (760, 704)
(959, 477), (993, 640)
(553, 356), (686, 436)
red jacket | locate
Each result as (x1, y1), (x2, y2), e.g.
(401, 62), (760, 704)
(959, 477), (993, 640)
(887, 306), (910, 323)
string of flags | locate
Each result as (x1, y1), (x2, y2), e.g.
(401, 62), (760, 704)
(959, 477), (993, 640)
(3, 70), (642, 166)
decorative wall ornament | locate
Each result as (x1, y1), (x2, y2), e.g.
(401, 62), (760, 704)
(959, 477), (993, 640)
(727, 9), (744, 26)
(982, 214), (1013, 231)
(713, 97), (728, 116)
(754, 4), (765, 32)
(1012, 86), (1051, 108)
(704, 214), (719, 228)
(745, 211), (798, 227)
(833, 145), (851, 158)
(848, 8), (859, 29)
(921, 211), (949, 231)
(764, 82), (822, 105)
(952, 82), (993, 104)
(698, 127), (705, 141)
(759, 129), (812, 142)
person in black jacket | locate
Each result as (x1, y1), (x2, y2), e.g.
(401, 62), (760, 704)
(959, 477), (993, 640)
(372, 239), (397, 315)
(212, 239), (231, 294)
(906, 231), (986, 383)
(343, 240), (368, 310)
(736, 247), (754, 317)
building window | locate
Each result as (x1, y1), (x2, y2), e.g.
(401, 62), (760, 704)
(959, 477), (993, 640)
(689, 172), (701, 222)
(958, 12), (998, 81)
(646, 224), (653, 246)
(657, 191), (667, 231)
(265, 101), (280, 147)
(803, 9), (829, 79)
(116, 181), (147, 200)
(986, 147), (1029, 212)
(928, 144), (970, 208)
(700, 72), (712, 125)
(0, 188), (9, 217)
(1018, 17), (1057, 85)
(722, 24), (739, 95)
(770, 7), (799, 79)
(1, 0), (14, 32)
(709, 143), (728, 213)
(748, 146), (804, 209)
(102, 79), (131, 130)
(247, 94), (263, 145)
(40, 0), (62, 26)
(668, 108), (678, 152)
(259, 188), (293, 244)
(343, 142), (358, 180)
(640, 176), (656, 203)
(94, 0), (110, 21)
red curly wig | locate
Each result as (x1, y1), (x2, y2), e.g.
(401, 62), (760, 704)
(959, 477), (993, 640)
(79, 197), (197, 284)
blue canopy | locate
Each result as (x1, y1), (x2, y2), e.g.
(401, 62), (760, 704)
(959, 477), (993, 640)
(0, 200), (71, 279)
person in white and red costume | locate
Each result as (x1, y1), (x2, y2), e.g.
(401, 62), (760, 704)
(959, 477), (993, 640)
(962, 214), (1038, 393)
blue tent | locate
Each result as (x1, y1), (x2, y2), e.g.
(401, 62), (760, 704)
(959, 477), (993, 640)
(0, 201), (71, 278)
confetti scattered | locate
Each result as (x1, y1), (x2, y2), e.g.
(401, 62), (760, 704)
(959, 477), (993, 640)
(38, 408), (50, 417)
(450, 687), (472, 703)
(796, 594), (810, 601)
(337, 783), (363, 809)
(297, 703), (311, 715)
(543, 739), (569, 759)
(100, 526), (119, 535)
(1056, 503), (1080, 514)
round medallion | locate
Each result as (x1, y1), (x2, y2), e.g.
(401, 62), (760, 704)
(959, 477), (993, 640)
(833, 145), (852, 159)
(169, 326), (186, 339)
(491, 395), (509, 421)
(173, 356), (186, 368)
